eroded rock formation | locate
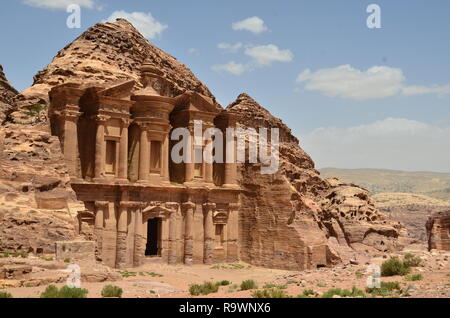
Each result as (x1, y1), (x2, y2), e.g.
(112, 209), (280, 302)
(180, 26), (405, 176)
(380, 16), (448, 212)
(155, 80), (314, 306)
(426, 211), (450, 251)
(226, 94), (406, 269)
(0, 65), (18, 123)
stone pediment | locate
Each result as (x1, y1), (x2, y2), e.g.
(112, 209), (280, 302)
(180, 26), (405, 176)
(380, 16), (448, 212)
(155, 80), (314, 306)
(174, 91), (220, 115)
(97, 80), (136, 100)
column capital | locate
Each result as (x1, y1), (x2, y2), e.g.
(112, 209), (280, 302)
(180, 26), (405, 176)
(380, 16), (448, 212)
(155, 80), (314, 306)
(95, 201), (109, 209)
(202, 202), (216, 212)
(165, 202), (179, 212)
(120, 117), (132, 128)
(181, 201), (196, 211)
(94, 114), (110, 123)
(62, 109), (81, 122)
(119, 201), (140, 208)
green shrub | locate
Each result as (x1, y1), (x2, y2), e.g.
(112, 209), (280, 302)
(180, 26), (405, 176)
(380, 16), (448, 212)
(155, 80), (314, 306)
(263, 283), (287, 289)
(321, 286), (366, 298)
(40, 285), (88, 298)
(218, 280), (230, 286)
(64, 258), (71, 263)
(252, 288), (290, 298)
(403, 253), (422, 267)
(189, 281), (220, 296)
(302, 289), (316, 297)
(406, 274), (423, 281)
(381, 257), (411, 277)
(240, 280), (258, 291)
(0, 292), (12, 298)
(366, 281), (402, 297)
(101, 285), (123, 298)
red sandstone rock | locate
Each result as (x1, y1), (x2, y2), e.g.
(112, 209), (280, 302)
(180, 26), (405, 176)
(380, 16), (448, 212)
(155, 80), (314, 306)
(426, 211), (450, 251)
(0, 65), (18, 123)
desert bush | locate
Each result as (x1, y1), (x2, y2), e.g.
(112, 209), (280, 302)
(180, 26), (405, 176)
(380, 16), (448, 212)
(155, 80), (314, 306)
(240, 280), (258, 291)
(217, 280), (230, 286)
(298, 289), (316, 298)
(381, 257), (411, 277)
(189, 281), (220, 296)
(252, 288), (290, 298)
(0, 292), (12, 298)
(321, 286), (366, 298)
(263, 283), (287, 289)
(366, 281), (402, 297)
(406, 274), (423, 281)
(403, 253), (422, 267)
(101, 285), (123, 298)
(40, 285), (88, 298)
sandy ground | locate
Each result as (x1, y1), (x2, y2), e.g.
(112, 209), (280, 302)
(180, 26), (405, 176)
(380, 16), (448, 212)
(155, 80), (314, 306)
(2, 248), (450, 298)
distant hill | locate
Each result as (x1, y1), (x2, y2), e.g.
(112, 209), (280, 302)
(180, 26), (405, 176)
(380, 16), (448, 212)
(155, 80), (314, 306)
(319, 168), (450, 202)
(319, 168), (450, 241)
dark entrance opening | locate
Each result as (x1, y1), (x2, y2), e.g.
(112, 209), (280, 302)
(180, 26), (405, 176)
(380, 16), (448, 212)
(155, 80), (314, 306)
(145, 218), (161, 256)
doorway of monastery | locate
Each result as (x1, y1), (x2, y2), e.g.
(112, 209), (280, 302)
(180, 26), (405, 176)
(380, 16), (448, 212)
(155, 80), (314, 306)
(145, 217), (162, 257)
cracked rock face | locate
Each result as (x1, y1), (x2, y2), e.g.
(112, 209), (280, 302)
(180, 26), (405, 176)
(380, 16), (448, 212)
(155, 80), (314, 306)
(427, 211), (450, 251)
(226, 94), (407, 269)
(0, 65), (18, 123)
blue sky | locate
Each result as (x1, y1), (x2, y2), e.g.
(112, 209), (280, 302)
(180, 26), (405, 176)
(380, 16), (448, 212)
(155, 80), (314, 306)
(1, 0), (450, 172)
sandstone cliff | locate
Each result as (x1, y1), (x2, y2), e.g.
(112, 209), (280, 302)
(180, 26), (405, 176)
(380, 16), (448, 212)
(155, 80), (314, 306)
(226, 93), (406, 269)
(0, 65), (18, 124)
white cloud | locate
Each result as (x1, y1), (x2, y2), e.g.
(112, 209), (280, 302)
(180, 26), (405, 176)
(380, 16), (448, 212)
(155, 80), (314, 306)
(245, 44), (294, 66)
(188, 48), (199, 54)
(217, 42), (243, 53)
(211, 62), (248, 76)
(23, 0), (96, 10)
(105, 11), (167, 39)
(297, 65), (405, 100)
(296, 64), (450, 100)
(402, 84), (450, 96)
(232, 16), (268, 34)
(301, 118), (450, 172)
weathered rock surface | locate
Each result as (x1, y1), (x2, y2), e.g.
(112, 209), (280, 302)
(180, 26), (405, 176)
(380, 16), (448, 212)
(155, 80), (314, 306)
(426, 211), (450, 251)
(0, 65), (18, 123)
(0, 125), (79, 253)
(8, 18), (218, 125)
(226, 94), (406, 270)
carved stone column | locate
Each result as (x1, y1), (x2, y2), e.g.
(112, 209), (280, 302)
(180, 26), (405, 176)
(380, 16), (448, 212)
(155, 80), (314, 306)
(223, 129), (238, 188)
(118, 118), (131, 182)
(203, 203), (216, 264)
(62, 108), (81, 179)
(162, 134), (170, 182)
(227, 203), (240, 262)
(94, 201), (108, 261)
(94, 115), (109, 181)
(133, 206), (145, 267)
(166, 203), (178, 264)
(184, 134), (194, 183)
(138, 125), (149, 183)
(116, 201), (130, 268)
(182, 201), (195, 265)
(204, 139), (214, 184)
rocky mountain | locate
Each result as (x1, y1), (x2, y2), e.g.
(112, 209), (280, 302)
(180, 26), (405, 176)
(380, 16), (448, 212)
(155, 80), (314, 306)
(8, 18), (218, 125)
(226, 94), (407, 269)
(0, 19), (408, 268)
(0, 65), (18, 123)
